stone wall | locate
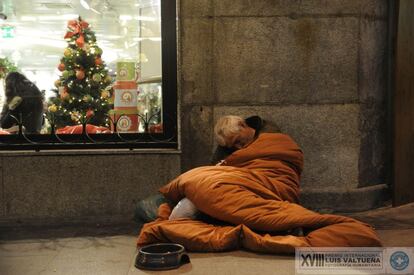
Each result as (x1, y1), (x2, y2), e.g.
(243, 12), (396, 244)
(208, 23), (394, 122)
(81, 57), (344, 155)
(0, 151), (180, 225)
(179, 0), (390, 211)
(0, 0), (391, 225)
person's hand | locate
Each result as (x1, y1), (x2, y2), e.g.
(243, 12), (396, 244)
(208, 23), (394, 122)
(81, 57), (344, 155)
(8, 96), (23, 110)
(169, 198), (199, 220)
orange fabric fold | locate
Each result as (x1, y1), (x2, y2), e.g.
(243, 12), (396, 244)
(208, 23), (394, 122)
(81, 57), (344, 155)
(137, 133), (382, 253)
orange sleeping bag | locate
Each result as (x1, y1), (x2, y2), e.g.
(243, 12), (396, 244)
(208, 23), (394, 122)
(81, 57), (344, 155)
(137, 133), (382, 253)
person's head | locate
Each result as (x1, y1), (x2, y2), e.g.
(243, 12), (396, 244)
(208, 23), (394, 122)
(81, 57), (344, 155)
(214, 115), (256, 149)
(5, 72), (27, 97)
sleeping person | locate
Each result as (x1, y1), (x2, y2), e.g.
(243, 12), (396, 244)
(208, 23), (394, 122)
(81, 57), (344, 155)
(170, 115), (265, 220)
(138, 115), (382, 253)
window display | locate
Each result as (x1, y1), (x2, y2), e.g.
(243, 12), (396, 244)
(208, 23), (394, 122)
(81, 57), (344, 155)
(0, 0), (164, 135)
(0, 0), (176, 149)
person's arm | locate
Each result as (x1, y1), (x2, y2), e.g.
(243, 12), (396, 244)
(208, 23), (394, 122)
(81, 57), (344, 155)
(210, 145), (235, 165)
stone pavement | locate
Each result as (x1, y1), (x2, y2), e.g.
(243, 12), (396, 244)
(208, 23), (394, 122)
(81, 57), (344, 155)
(1, 203), (414, 275)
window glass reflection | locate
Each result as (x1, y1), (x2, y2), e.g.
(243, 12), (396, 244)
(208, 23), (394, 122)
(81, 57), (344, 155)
(0, 0), (162, 135)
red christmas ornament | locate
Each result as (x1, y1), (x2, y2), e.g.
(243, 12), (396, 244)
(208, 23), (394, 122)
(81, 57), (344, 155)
(86, 109), (95, 118)
(58, 63), (65, 71)
(95, 58), (103, 66)
(76, 69), (85, 80)
(60, 87), (69, 100)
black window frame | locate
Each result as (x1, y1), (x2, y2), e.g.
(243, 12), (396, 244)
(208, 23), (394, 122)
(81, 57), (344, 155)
(0, 0), (177, 151)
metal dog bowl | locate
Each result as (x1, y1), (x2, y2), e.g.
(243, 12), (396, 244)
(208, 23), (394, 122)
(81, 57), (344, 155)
(135, 243), (190, 270)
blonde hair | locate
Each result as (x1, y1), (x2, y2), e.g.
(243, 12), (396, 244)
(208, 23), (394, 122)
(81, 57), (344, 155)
(214, 115), (244, 146)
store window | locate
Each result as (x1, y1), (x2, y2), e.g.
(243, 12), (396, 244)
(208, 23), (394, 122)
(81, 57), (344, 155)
(0, 0), (177, 149)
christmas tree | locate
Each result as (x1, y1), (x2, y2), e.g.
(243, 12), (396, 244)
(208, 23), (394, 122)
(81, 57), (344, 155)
(48, 17), (113, 129)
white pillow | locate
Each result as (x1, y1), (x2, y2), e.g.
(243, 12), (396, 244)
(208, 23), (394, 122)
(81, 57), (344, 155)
(169, 197), (199, 220)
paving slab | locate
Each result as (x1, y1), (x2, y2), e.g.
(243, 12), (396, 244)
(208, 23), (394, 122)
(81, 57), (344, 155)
(128, 251), (295, 275)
